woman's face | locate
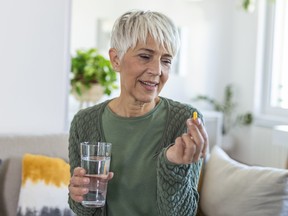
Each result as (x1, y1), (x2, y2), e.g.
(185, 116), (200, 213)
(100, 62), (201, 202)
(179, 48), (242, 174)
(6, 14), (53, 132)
(113, 36), (173, 104)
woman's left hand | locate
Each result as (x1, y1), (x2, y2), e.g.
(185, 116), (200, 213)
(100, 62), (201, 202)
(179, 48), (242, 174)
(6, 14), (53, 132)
(166, 117), (209, 164)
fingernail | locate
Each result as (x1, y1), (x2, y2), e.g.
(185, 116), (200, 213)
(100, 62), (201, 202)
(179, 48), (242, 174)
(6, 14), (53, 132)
(196, 118), (201, 125)
(188, 119), (193, 125)
(82, 188), (88, 193)
(80, 169), (86, 175)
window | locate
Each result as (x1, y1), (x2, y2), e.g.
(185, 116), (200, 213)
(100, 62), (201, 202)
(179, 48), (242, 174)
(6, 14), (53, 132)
(257, 0), (288, 125)
(270, 0), (288, 109)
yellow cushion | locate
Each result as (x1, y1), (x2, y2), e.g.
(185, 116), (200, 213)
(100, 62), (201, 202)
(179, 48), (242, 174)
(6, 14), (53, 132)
(21, 154), (70, 187)
(17, 154), (74, 216)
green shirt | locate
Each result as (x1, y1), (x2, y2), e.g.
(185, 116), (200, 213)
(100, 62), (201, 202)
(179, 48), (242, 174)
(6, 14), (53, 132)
(68, 97), (202, 216)
(102, 100), (166, 215)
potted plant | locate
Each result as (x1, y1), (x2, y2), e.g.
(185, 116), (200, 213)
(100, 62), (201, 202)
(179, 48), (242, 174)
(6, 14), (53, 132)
(70, 48), (118, 105)
(194, 84), (253, 135)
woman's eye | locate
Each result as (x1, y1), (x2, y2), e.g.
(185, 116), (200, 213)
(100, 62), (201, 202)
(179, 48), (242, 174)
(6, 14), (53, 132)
(162, 59), (172, 65)
(139, 54), (150, 59)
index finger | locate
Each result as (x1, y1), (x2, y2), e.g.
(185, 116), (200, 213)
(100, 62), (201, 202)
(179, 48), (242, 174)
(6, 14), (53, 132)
(194, 118), (209, 157)
(73, 167), (86, 177)
(190, 112), (209, 157)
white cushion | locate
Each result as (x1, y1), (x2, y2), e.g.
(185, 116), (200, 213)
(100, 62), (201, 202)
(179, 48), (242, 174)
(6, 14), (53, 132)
(200, 146), (288, 216)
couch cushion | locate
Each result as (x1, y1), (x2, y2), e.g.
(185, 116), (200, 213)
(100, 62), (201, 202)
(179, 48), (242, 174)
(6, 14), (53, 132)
(17, 154), (75, 216)
(0, 133), (69, 161)
(200, 146), (288, 216)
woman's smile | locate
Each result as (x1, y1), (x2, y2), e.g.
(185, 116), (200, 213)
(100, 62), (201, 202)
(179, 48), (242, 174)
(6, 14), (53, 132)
(138, 79), (159, 91)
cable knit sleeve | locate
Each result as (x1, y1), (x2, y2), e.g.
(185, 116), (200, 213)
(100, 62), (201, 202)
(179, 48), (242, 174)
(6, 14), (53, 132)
(157, 147), (202, 216)
(68, 107), (105, 216)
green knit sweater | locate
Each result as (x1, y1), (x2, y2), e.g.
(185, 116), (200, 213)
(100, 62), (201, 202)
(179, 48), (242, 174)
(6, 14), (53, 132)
(68, 97), (202, 216)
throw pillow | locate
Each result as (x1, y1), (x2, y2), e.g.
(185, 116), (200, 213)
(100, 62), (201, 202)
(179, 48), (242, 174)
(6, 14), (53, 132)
(200, 146), (288, 216)
(17, 154), (75, 216)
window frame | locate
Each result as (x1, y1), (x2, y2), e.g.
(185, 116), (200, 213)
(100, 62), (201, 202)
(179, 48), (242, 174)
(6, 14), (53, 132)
(255, 0), (288, 127)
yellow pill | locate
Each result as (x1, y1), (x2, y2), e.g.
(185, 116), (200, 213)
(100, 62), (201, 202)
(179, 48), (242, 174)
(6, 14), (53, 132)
(193, 111), (198, 120)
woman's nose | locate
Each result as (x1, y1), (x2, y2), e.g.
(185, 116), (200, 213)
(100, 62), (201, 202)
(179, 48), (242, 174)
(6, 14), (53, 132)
(148, 59), (162, 76)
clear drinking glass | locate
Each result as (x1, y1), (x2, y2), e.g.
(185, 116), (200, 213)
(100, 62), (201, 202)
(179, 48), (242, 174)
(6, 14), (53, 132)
(80, 142), (112, 207)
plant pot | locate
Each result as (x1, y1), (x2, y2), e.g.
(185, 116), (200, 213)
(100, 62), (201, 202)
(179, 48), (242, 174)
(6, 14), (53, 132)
(71, 84), (104, 105)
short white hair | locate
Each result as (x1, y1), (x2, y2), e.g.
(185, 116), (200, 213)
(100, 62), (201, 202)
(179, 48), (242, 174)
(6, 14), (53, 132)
(110, 10), (180, 60)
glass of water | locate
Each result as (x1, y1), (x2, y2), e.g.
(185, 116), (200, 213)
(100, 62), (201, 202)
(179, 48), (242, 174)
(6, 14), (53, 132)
(80, 142), (112, 208)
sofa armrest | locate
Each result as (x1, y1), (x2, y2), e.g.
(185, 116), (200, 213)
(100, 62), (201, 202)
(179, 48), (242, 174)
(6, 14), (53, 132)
(0, 157), (22, 216)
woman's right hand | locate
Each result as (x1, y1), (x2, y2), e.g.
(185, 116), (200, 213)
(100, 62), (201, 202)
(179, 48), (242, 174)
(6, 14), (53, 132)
(68, 167), (114, 202)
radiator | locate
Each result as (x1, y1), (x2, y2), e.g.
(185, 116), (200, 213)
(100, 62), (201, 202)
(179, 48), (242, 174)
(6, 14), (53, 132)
(272, 125), (288, 169)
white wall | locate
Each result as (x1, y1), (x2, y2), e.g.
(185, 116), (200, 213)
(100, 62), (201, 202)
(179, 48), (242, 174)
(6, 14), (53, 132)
(0, 0), (71, 133)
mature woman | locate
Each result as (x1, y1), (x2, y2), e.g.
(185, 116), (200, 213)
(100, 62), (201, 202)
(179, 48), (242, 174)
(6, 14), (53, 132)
(68, 10), (208, 216)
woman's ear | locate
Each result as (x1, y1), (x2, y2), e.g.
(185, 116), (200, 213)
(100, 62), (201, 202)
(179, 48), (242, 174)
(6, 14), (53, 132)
(109, 48), (120, 71)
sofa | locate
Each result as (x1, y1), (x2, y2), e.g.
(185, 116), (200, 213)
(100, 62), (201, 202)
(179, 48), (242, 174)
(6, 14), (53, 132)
(0, 134), (288, 216)
(0, 133), (71, 216)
